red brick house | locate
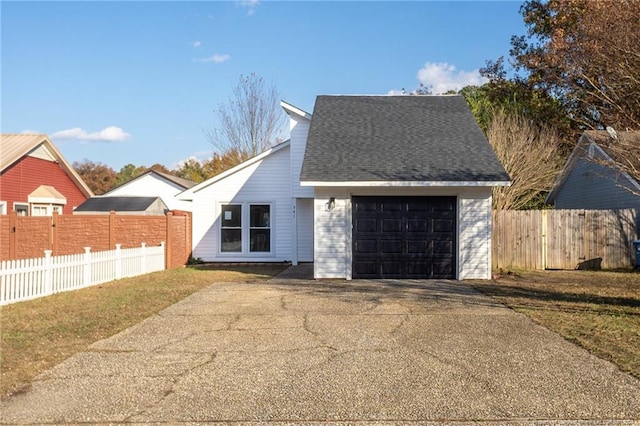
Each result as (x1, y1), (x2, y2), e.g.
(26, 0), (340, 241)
(0, 134), (93, 216)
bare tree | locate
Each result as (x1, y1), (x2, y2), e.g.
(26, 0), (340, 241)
(208, 73), (287, 159)
(487, 111), (563, 210)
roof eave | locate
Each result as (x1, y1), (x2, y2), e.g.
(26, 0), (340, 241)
(300, 180), (511, 187)
(280, 100), (312, 121)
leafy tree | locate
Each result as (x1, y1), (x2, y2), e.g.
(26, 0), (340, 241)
(205, 148), (247, 177)
(510, 0), (640, 130)
(114, 164), (146, 187)
(208, 73), (287, 159)
(73, 160), (117, 195)
(174, 158), (208, 183)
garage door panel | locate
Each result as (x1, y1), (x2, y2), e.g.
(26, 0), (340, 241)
(381, 261), (402, 275)
(406, 261), (428, 276)
(381, 240), (403, 254)
(355, 239), (377, 254)
(407, 240), (428, 253)
(407, 219), (428, 232)
(354, 260), (378, 276)
(355, 218), (377, 233)
(381, 202), (403, 212)
(352, 196), (456, 279)
(381, 219), (402, 233)
(433, 218), (455, 232)
(433, 240), (454, 254)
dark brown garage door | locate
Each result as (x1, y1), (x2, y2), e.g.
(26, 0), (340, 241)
(352, 196), (456, 279)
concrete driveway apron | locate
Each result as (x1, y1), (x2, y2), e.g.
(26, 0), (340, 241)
(2, 277), (640, 424)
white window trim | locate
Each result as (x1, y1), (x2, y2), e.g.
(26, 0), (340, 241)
(30, 203), (65, 216)
(218, 202), (274, 257)
(0, 201), (6, 215)
(14, 202), (29, 216)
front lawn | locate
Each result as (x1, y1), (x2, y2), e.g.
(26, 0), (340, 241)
(469, 270), (640, 379)
(0, 264), (287, 397)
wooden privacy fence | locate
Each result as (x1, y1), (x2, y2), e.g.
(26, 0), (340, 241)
(0, 243), (165, 305)
(0, 211), (191, 268)
(493, 209), (637, 271)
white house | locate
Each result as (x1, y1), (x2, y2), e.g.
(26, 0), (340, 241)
(179, 95), (510, 280)
(105, 170), (195, 212)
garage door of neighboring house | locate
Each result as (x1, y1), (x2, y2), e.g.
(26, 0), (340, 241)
(352, 196), (456, 279)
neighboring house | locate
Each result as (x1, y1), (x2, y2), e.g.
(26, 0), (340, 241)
(546, 130), (640, 210)
(178, 95), (510, 280)
(73, 196), (168, 215)
(0, 134), (93, 216)
(105, 170), (195, 212)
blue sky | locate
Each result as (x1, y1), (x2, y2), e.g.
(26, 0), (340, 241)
(2, 1), (527, 171)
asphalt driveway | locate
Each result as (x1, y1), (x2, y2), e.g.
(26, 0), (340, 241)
(2, 271), (640, 424)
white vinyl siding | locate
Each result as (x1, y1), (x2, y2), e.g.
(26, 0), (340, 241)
(191, 145), (294, 262)
(458, 190), (492, 279)
(296, 198), (314, 262)
(313, 188), (351, 279)
(290, 115), (314, 198)
(107, 173), (192, 211)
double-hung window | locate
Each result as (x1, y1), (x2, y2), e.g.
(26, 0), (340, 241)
(249, 204), (270, 252)
(221, 205), (242, 252)
(220, 203), (271, 254)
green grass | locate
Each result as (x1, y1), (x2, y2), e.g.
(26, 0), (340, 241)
(0, 264), (287, 396)
(469, 270), (640, 379)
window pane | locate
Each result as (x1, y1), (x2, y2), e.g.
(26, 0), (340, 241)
(250, 229), (270, 252)
(221, 229), (242, 252)
(221, 205), (241, 228)
(250, 205), (270, 228)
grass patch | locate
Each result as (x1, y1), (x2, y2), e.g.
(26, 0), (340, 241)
(469, 270), (640, 379)
(0, 264), (287, 397)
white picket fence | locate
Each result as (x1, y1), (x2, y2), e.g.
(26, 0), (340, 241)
(0, 243), (165, 306)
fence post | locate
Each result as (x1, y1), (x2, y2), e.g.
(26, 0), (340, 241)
(161, 241), (166, 270)
(51, 212), (59, 255)
(165, 212), (173, 269)
(83, 247), (91, 286)
(141, 242), (147, 274)
(44, 250), (53, 295)
(109, 211), (116, 249)
(541, 210), (548, 270)
(9, 212), (17, 260)
(115, 244), (122, 279)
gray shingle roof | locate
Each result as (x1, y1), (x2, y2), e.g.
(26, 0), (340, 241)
(75, 196), (162, 212)
(300, 95), (510, 183)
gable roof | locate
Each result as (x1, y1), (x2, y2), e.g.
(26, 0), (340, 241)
(583, 130), (640, 177)
(106, 169), (196, 194)
(74, 196), (164, 212)
(300, 95), (510, 186)
(151, 170), (197, 189)
(177, 140), (291, 200)
(546, 130), (640, 203)
(0, 133), (94, 198)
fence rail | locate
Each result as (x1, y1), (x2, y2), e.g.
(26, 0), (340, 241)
(493, 209), (637, 271)
(0, 243), (165, 305)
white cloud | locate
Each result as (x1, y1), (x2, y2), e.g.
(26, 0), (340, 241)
(238, 0), (260, 16)
(192, 40), (202, 48)
(51, 126), (131, 142)
(416, 62), (487, 94)
(387, 89), (406, 96)
(194, 53), (231, 63)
